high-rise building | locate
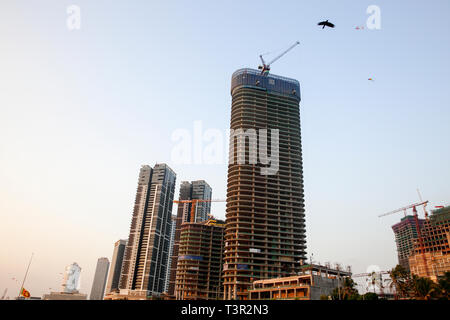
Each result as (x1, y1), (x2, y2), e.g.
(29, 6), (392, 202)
(119, 164), (177, 297)
(175, 219), (225, 300)
(168, 180), (212, 296)
(409, 206), (450, 282)
(105, 239), (127, 294)
(164, 215), (177, 293)
(392, 215), (425, 271)
(223, 68), (307, 300)
(90, 257), (110, 300)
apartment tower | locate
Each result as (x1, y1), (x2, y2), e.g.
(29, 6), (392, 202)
(90, 257), (110, 300)
(119, 164), (176, 297)
(105, 239), (127, 294)
(223, 68), (307, 300)
(175, 219), (225, 300)
(168, 180), (212, 296)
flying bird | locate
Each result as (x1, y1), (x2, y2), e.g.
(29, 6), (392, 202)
(318, 20), (335, 29)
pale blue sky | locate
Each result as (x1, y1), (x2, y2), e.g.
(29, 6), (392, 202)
(0, 0), (449, 297)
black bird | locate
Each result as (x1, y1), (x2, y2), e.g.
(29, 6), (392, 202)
(318, 20), (335, 29)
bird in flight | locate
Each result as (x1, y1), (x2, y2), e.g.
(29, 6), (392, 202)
(318, 20), (335, 29)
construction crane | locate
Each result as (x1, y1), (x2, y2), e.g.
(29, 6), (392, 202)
(174, 199), (225, 223)
(378, 201), (430, 277)
(258, 41), (300, 76)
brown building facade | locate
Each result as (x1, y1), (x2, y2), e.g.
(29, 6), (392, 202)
(409, 206), (450, 282)
(175, 219), (225, 300)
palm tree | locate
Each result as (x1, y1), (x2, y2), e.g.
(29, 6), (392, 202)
(411, 275), (437, 300)
(388, 265), (410, 299)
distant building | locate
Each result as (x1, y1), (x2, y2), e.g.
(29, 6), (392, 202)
(168, 180), (212, 296)
(175, 219), (225, 300)
(105, 239), (127, 294)
(90, 257), (110, 300)
(119, 164), (176, 297)
(62, 262), (82, 293)
(392, 215), (425, 271)
(248, 264), (352, 300)
(164, 215), (177, 293)
(409, 206), (450, 282)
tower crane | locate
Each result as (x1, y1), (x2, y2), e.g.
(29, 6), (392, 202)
(174, 199), (225, 223)
(258, 41), (300, 76)
(378, 201), (430, 277)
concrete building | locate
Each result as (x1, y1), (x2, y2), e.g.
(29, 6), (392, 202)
(119, 164), (176, 297)
(90, 257), (110, 300)
(104, 289), (149, 300)
(223, 68), (307, 299)
(168, 180), (212, 296)
(409, 206), (450, 282)
(164, 215), (177, 293)
(42, 292), (87, 300)
(105, 239), (127, 294)
(175, 218), (225, 300)
(248, 264), (352, 300)
(392, 215), (425, 271)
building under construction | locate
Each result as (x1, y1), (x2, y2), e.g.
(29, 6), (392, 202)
(224, 68), (306, 300)
(409, 206), (450, 282)
(175, 219), (225, 300)
(392, 215), (425, 271)
(247, 263), (352, 300)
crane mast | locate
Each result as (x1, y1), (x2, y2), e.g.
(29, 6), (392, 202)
(258, 41), (300, 76)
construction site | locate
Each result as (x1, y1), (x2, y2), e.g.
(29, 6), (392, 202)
(248, 263), (352, 300)
(382, 201), (450, 283)
(175, 218), (225, 300)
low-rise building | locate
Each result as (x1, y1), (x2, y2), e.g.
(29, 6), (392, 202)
(42, 291), (87, 300)
(248, 263), (352, 300)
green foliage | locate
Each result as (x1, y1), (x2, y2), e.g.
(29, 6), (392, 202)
(388, 264), (450, 300)
(362, 292), (378, 300)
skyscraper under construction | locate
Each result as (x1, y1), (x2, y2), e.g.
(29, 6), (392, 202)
(223, 68), (307, 300)
(119, 164), (176, 297)
(168, 180), (212, 296)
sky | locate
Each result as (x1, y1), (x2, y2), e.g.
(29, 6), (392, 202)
(0, 0), (449, 298)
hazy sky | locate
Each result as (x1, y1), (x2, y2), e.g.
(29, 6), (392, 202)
(1, 0), (449, 298)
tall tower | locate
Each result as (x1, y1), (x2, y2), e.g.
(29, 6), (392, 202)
(90, 257), (110, 300)
(119, 164), (176, 297)
(223, 69), (307, 300)
(167, 180), (212, 296)
(105, 239), (127, 294)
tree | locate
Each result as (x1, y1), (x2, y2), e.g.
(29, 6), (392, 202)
(437, 271), (450, 299)
(331, 277), (360, 300)
(388, 265), (411, 299)
(411, 275), (439, 300)
(361, 292), (378, 300)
